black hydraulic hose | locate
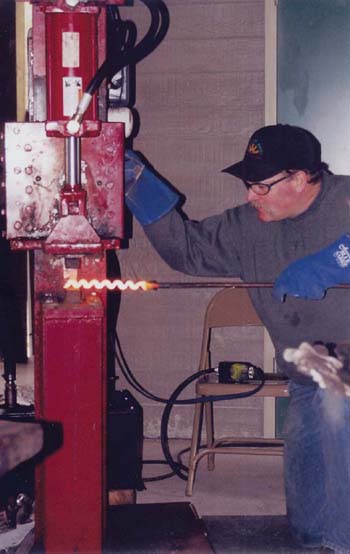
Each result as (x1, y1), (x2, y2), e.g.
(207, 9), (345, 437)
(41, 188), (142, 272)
(68, 0), (169, 129)
(86, 0), (169, 96)
(107, 5), (137, 55)
(160, 368), (266, 481)
(115, 331), (164, 402)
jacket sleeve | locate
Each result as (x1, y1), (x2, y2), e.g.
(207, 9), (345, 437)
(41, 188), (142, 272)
(143, 207), (244, 278)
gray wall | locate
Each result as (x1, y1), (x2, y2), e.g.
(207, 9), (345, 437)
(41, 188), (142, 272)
(116, 0), (265, 438)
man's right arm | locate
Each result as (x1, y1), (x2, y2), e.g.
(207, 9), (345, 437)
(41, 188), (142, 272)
(125, 150), (243, 278)
(144, 208), (242, 277)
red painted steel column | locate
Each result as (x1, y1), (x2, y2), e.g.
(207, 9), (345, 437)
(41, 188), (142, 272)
(34, 252), (107, 552)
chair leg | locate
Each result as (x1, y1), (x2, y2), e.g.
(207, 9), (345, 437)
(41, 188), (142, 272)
(185, 399), (203, 496)
(204, 400), (215, 470)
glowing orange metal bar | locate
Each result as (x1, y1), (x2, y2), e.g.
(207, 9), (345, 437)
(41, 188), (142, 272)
(64, 279), (350, 292)
(64, 278), (158, 291)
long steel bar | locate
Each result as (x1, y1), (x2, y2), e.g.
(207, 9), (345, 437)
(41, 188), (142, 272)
(63, 278), (350, 291)
(154, 281), (350, 289)
(155, 282), (273, 289)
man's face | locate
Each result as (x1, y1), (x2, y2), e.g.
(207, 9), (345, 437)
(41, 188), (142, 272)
(246, 171), (304, 222)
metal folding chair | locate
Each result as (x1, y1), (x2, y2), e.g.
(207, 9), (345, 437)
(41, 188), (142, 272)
(185, 287), (289, 496)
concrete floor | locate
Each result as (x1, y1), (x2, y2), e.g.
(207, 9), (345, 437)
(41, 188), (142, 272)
(139, 438), (286, 518)
(0, 361), (288, 553)
(1, 360), (287, 519)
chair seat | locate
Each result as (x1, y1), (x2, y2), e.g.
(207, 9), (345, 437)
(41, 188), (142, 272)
(196, 373), (289, 398)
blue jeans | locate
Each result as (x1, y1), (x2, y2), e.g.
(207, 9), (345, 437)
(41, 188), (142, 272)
(284, 382), (350, 552)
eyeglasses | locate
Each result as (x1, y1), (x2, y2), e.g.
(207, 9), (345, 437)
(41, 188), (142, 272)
(243, 171), (296, 196)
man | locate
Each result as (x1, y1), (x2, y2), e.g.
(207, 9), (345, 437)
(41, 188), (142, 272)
(125, 124), (350, 553)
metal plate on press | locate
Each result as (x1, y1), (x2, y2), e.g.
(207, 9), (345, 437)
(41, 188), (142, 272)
(4, 122), (124, 240)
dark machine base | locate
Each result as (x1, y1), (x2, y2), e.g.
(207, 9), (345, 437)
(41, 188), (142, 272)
(30, 512), (332, 554)
(107, 389), (144, 491)
(105, 502), (214, 554)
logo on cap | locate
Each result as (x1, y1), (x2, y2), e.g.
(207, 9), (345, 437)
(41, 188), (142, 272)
(247, 139), (263, 158)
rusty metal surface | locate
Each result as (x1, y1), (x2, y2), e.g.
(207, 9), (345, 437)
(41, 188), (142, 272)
(5, 122), (64, 239)
(4, 122), (124, 242)
(83, 122), (124, 238)
(33, 248), (108, 299)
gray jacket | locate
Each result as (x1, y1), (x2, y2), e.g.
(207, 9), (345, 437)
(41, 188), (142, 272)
(144, 173), (350, 383)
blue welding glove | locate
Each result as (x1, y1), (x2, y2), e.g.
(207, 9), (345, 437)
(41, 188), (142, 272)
(124, 149), (179, 225)
(273, 234), (350, 300)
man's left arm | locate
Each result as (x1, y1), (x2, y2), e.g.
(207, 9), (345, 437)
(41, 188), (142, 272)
(273, 234), (350, 300)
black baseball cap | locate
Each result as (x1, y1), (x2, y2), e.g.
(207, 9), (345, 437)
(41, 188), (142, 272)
(223, 124), (323, 182)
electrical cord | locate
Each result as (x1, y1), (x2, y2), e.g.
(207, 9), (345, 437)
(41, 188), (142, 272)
(160, 368), (214, 481)
(114, 331), (266, 482)
(114, 331), (180, 481)
(159, 368), (268, 481)
(114, 332), (265, 405)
